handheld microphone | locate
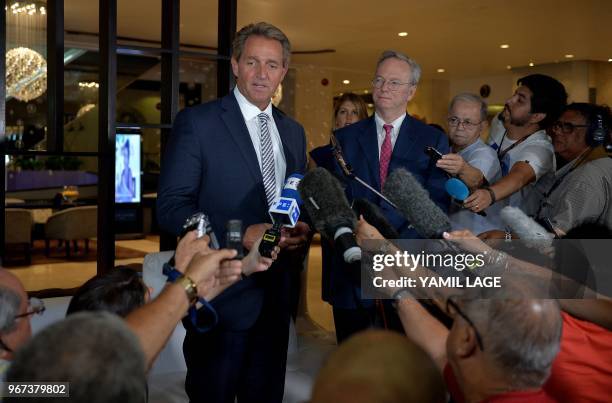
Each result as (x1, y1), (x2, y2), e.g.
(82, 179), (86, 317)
(226, 219), (244, 259)
(500, 206), (555, 249)
(183, 212), (220, 249)
(299, 168), (361, 263)
(382, 168), (451, 238)
(259, 174), (303, 258)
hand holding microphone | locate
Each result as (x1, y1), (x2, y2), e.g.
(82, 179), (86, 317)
(258, 173), (305, 258)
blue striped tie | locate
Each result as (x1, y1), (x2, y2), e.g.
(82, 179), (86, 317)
(258, 112), (277, 207)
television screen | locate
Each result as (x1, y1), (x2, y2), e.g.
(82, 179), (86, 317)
(115, 133), (141, 203)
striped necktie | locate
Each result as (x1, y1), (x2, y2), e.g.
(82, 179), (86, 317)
(258, 112), (277, 207)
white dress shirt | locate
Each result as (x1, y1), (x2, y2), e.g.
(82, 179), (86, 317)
(234, 86), (287, 201)
(374, 112), (406, 157)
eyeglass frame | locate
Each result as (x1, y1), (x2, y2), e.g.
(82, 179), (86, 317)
(0, 298), (45, 354)
(552, 120), (589, 134)
(371, 76), (415, 92)
(14, 297), (46, 319)
(447, 116), (483, 130)
(446, 297), (484, 351)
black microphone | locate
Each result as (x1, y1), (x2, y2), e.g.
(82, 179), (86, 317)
(382, 168), (451, 238)
(352, 198), (399, 239)
(299, 167), (361, 263)
(225, 219), (244, 259)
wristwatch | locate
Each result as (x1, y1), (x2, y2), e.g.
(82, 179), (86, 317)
(174, 274), (198, 305)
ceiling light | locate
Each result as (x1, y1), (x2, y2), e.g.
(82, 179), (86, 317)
(363, 89), (369, 94)
(500, 44), (510, 49)
(437, 68), (445, 73)
(565, 54), (574, 58)
(608, 58), (612, 62)
(529, 62), (535, 67)
(398, 32), (408, 37)
(342, 79), (350, 85)
(506, 65), (512, 70)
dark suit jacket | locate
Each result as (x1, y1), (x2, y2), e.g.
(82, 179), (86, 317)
(157, 92), (307, 330)
(323, 114), (450, 308)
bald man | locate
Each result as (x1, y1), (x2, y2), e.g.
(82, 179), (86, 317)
(311, 330), (446, 403)
(0, 269), (34, 380)
(395, 288), (562, 403)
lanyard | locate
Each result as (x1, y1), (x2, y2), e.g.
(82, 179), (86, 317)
(496, 130), (537, 162)
(536, 147), (594, 217)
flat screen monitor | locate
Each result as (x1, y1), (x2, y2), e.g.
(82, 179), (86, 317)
(115, 133), (141, 203)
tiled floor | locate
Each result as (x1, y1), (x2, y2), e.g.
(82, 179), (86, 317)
(5, 236), (335, 333)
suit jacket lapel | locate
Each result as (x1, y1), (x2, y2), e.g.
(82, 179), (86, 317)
(273, 108), (292, 180)
(390, 115), (417, 171)
(220, 94), (263, 185)
(357, 117), (382, 190)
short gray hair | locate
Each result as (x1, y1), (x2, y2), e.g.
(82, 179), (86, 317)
(462, 295), (562, 389)
(7, 312), (146, 403)
(0, 285), (20, 334)
(449, 93), (488, 122)
(232, 22), (291, 67)
(376, 50), (422, 85)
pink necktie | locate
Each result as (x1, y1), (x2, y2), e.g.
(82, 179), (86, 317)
(379, 124), (393, 187)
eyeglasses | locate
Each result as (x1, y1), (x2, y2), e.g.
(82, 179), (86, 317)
(14, 297), (46, 319)
(447, 117), (482, 130)
(552, 120), (589, 134)
(372, 76), (413, 91)
(0, 298), (45, 354)
(446, 297), (484, 351)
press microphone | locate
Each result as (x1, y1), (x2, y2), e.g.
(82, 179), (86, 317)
(352, 198), (399, 239)
(382, 168), (451, 239)
(299, 167), (361, 263)
(259, 174), (303, 258)
(226, 219), (244, 259)
(500, 206), (555, 249)
(183, 212), (220, 249)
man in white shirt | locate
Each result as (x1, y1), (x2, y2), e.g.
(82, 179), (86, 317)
(464, 75), (567, 231)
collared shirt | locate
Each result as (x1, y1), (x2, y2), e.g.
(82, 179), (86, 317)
(374, 112), (406, 157)
(234, 86), (287, 201)
(449, 139), (504, 235)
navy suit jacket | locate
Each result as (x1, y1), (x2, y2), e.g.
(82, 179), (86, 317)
(157, 92), (307, 330)
(323, 114), (450, 308)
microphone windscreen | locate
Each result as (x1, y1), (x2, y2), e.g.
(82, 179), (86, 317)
(298, 167), (357, 240)
(383, 168), (451, 238)
(501, 206), (554, 249)
(352, 198), (399, 239)
(445, 178), (470, 201)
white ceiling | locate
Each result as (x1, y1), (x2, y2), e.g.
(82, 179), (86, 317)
(64, 0), (612, 91)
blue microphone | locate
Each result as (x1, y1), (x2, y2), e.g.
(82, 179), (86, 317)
(259, 173), (304, 257)
(445, 178), (470, 201)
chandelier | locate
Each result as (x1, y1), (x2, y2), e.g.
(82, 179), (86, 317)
(5, 1), (48, 102)
(6, 47), (47, 102)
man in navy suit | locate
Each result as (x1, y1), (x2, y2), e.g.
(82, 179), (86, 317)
(157, 22), (309, 403)
(325, 50), (450, 343)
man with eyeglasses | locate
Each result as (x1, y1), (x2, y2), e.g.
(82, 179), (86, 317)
(325, 50), (449, 342)
(0, 269), (43, 381)
(464, 75), (567, 231)
(535, 103), (612, 236)
(436, 93), (503, 235)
